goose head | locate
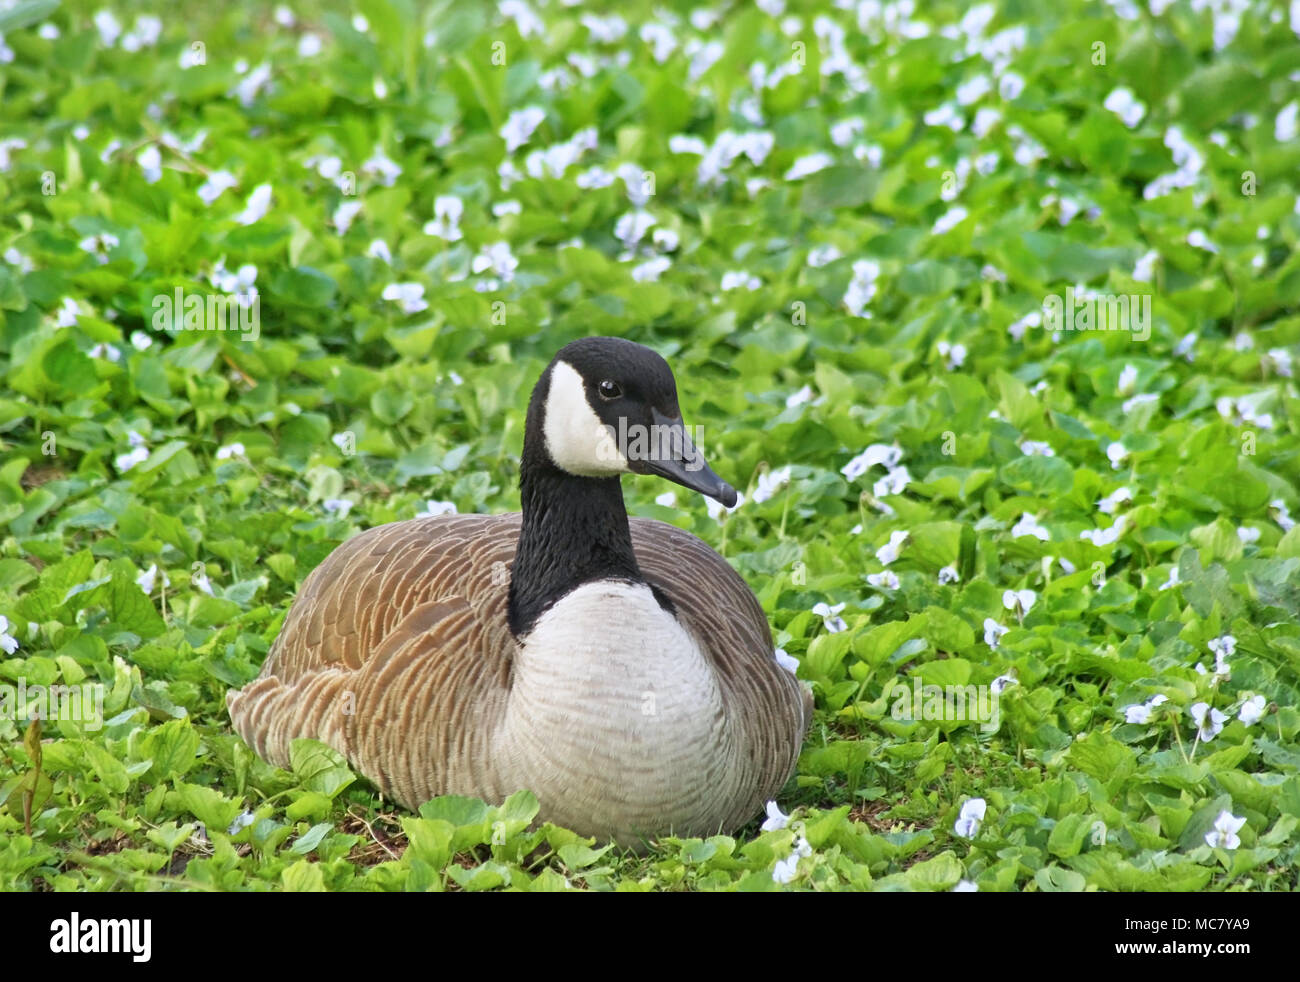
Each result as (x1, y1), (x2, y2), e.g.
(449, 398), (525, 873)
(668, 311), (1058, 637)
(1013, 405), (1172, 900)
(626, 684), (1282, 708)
(525, 336), (737, 507)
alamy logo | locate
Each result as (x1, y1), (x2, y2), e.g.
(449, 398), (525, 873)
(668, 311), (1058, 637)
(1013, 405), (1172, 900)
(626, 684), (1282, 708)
(0, 679), (103, 730)
(1042, 287), (1152, 341)
(598, 418), (707, 471)
(887, 677), (1001, 732)
(49, 913), (151, 962)
(151, 288), (260, 342)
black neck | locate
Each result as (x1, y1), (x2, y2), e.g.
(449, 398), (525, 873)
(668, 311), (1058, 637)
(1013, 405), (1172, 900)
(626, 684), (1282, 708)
(507, 459), (645, 637)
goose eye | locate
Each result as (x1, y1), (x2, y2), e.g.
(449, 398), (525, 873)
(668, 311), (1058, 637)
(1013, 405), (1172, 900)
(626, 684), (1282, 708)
(597, 379), (622, 400)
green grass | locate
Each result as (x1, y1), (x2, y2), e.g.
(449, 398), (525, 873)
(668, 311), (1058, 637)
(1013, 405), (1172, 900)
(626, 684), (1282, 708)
(1, 0), (1298, 891)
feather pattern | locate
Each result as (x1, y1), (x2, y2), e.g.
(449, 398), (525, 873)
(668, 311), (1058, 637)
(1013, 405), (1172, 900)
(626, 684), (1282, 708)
(227, 513), (811, 843)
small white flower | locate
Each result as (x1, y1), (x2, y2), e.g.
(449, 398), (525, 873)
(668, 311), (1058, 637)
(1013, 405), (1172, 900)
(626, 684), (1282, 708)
(752, 466), (792, 504)
(999, 72), (1025, 100)
(193, 570), (216, 597)
(936, 340), (967, 371)
(1106, 442), (1129, 469)
(1103, 87), (1145, 128)
(235, 184), (273, 225)
(875, 531), (908, 566)
(381, 282), (428, 314)
(424, 195), (464, 241)
(841, 444), (901, 480)
(1208, 635), (1236, 661)
(843, 259), (880, 317)
(761, 800), (790, 832)
(198, 170), (238, 206)
(1117, 364), (1138, 397)
(784, 153), (833, 181)
(773, 648), (799, 675)
(1238, 694), (1266, 726)
(215, 442), (244, 461)
(1011, 513), (1050, 542)
(1186, 229), (1218, 253)
(1079, 518), (1125, 547)
(1204, 810), (1245, 850)
(1002, 589), (1036, 615)
(721, 270), (761, 292)
(983, 618), (1009, 648)
(94, 9), (122, 46)
(1097, 487), (1133, 515)
(322, 498), (354, 518)
(953, 798), (986, 839)
(115, 445), (150, 474)
(813, 602), (848, 634)
(471, 242), (519, 282)
(786, 385), (815, 409)
(932, 206), (968, 236)
(772, 837), (811, 883)
(367, 239), (393, 264)
(1189, 702), (1226, 742)
(135, 564), (170, 595)
(990, 674), (1017, 695)
(938, 565), (960, 585)
(0, 615), (19, 655)
(1019, 440), (1054, 457)
(332, 200), (363, 235)
(654, 492), (676, 508)
(873, 466), (911, 498)
(867, 570), (900, 590)
(631, 256), (671, 283)
(1132, 249), (1159, 283)
(501, 106), (546, 152)
(952, 880), (978, 892)
(1159, 566), (1180, 591)
(422, 500), (457, 517)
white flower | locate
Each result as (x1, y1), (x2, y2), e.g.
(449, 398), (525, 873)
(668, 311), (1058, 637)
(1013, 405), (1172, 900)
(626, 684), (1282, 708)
(424, 195), (464, 241)
(786, 385), (815, 408)
(1238, 694), (1266, 726)
(983, 618), (1009, 648)
(332, 200), (363, 235)
(115, 445), (150, 473)
(614, 211), (656, 249)
(924, 104), (963, 131)
(813, 602), (848, 634)
(1204, 811), (1245, 850)
(367, 239), (393, 264)
(867, 570), (900, 590)
(761, 800), (790, 831)
(382, 282), (428, 314)
(842, 444), (902, 481)
(471, 242), (519, 282)
(752, 467), (792, 504)
(773, 648), (799, 675)
(952, 880), (978, 892)
(361, 149), (402, 187)
(135, 564), (170, 595)
(651, 228), (678, 252)
(298, 33), (323, 57)
(876, 531), (908, 566)
(807, 244), (841, 268)
(843, 260), (880, 317)
(1116, 364), (1138, 397)
(721, 270), (760, 292)
(1123, 694), (1166, 725)
(654, 492), (676, 508)
(1011, 513), (1050, 542)
(1132, 249), (1159, 283)
(784, 153), (833, 180)
(1002, 589), (1036, 614)
(94, 9), (122, 46)
(1276, 101), (1299, 143)
(1106, 442), (1129, 469)
(235, 184), (273, 225)
(1097, 487), (1132, 515)
(88, 342), (119, 362)
(705, 490), (744, 522)
(932, 206), (968, 236)
(1019, 440), (1054, 457)
(871, 464), (910, 498)
(198, 171), (238, 206)
(215, 442), (244, 460)
(575, 166), (615, 189)
(1159, 567), (1180, 591)
(1190, 702), (1226, 742)
(130, 331), (153, 351)
(1186, 229), (1218, 254)
(193, 571), (215, 596)
(501, 106), (545, 152)
(938, 565), (960, 585)
(936, 340), (967, 371)
(999, 72), (1025, 100)
(631, 257), (671, 283)
(1103, 87), (1145, 128)
(991, 674), (1018, 695)
(953, 798), (986, 839)
(322, 498), (354, 518)
(772, 837), (811, 883)
(1208, 635), (1236, 661)
(0, 615), (18, 655)
(1079, 517), (1125, 547)
(422, 500), (457, 517)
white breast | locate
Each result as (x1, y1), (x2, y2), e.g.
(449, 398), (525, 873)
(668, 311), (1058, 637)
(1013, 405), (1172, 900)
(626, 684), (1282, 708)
(497, 580), (739, 840)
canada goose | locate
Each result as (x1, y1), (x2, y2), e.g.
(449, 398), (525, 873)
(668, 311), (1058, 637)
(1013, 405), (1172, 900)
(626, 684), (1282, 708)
(228, 336), (811, 845)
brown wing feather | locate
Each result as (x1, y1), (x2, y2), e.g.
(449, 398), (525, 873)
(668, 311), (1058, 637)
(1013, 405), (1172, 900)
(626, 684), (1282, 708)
(228, 512), (810, 820)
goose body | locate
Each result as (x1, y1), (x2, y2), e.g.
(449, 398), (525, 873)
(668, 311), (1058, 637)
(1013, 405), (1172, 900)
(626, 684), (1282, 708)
(228, 338), (811, 844)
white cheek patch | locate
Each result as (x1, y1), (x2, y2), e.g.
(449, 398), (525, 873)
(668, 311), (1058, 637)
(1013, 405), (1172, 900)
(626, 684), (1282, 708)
(543, 361), (629, 476)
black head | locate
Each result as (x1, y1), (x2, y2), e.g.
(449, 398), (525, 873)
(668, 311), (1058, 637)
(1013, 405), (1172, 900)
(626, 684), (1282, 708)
(522, 336), (737, 506)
